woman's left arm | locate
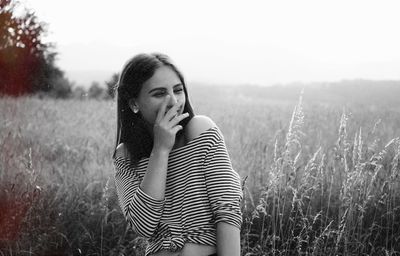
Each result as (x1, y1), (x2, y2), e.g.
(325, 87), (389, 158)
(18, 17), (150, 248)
(203, 128), (243, 256)
(216, 222), (241, 256)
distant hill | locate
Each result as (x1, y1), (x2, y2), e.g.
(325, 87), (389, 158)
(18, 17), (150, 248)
(190, 79), (400, 109)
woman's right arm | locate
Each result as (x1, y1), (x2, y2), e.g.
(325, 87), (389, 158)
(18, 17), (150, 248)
(114, 95), (189, 238)
(140, 95), (189, 200)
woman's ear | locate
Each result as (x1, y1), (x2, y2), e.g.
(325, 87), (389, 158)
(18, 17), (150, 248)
(128, 99), (140, 114)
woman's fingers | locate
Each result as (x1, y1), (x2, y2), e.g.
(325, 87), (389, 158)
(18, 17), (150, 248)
(155, 95), (170, 123)
(168, 112), (189, 128)
(153, 97), (188, 152)
(164, 102), (181, 121)
(171, 124), (183, 134)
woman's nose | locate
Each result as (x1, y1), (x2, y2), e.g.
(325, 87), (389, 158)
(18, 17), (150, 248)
(168, 93), (178, 106)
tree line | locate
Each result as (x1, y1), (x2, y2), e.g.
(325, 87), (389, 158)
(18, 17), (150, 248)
(0, 0), (117, 100)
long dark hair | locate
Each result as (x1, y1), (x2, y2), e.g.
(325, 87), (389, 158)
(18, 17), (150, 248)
(113, 53), (195, 166)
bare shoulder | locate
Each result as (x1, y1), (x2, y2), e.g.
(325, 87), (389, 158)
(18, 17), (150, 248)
(115, 143), (130, 159)
(185, 115), (217, 141)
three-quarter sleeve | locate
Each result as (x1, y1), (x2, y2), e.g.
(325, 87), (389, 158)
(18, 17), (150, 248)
(203, 132), (243, 229)
(114, 157), (165, 238)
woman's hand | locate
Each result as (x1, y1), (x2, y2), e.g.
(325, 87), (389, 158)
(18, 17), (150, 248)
(153, 95), (189, 153)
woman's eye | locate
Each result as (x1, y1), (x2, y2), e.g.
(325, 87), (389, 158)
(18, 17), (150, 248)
(153, 92), (165, 97)
(153, 88), (182, 97)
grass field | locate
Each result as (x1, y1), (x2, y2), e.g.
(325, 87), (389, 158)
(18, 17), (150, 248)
(1, 84), (400, 255)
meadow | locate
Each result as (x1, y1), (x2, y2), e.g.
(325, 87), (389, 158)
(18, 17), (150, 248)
(1, 83), (400, 255)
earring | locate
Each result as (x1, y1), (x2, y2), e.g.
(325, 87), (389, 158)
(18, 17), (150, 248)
(133, 107), (139, 114)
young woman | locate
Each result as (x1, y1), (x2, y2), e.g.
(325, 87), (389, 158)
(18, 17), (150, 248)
(113, 53), (242, 256)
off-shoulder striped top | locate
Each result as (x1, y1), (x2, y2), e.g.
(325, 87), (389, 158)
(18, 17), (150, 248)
(114, 126), (243, 256)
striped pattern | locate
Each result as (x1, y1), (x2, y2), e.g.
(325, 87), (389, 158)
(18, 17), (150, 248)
(114, 127), (242, 256)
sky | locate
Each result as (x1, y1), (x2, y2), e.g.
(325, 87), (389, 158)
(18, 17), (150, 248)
(20, 0), (400, 87)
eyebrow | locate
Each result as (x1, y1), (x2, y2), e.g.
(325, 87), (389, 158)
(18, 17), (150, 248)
(148, 83), (183, 94)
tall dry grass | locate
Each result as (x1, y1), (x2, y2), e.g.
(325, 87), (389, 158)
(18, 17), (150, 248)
(239, 94), (400, 256)
(1, 88), (400, 255)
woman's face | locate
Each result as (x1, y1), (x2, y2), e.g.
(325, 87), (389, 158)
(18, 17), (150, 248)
(131, 65), (186, 127)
